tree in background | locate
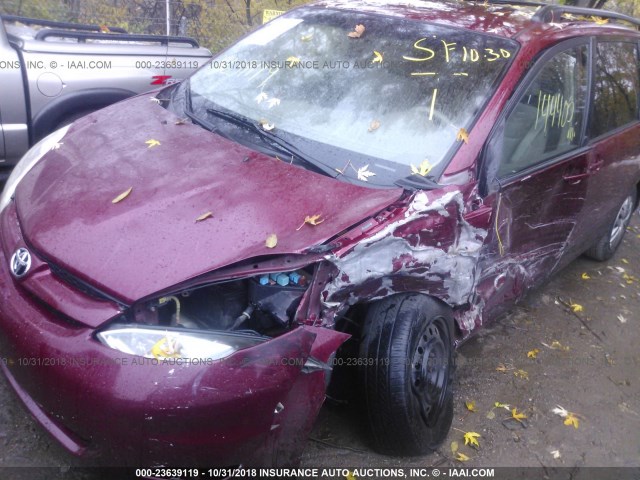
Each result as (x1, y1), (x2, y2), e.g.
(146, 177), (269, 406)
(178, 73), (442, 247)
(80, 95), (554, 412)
(1, 0), (638, 53)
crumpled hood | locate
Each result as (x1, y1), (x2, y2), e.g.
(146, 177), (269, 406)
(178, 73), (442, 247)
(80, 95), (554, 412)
(15, 94), (402, 304)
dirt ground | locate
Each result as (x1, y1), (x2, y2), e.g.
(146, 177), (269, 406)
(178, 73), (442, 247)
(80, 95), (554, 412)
(0, 216), (639, 478)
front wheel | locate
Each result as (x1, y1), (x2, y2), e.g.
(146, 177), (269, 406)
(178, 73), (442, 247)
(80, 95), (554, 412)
(359, 294), (455, 455)
(585, 190), (637, 261)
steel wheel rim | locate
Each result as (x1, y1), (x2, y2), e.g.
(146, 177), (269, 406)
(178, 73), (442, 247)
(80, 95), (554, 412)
(610, 196), (634, 249)
(411, 318), (449, 425)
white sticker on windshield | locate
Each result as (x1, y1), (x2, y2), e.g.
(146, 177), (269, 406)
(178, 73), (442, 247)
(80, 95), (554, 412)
(243, 18), (303, 46)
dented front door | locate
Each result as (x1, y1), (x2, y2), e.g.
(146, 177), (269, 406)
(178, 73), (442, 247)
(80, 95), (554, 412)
(475, 41), (591, 323)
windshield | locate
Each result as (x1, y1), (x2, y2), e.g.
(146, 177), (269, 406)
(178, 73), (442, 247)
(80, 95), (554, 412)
(186, 8), (517, 186)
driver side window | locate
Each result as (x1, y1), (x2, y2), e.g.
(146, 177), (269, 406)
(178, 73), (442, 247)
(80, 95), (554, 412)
(497, 45), (588, 177)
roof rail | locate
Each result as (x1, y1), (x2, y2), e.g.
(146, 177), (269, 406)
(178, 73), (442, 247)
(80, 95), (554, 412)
(34, 29), (200, 48)
(0, 14), (128, 34)
(533, 5), (640, 29)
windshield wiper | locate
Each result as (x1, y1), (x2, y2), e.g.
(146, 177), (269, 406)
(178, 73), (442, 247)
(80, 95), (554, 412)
(394, 174), (440, 191)
(204, 107), (342, 180)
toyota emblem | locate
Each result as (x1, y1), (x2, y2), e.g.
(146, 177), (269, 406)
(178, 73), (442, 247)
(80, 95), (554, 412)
(10, 248), (31, 278)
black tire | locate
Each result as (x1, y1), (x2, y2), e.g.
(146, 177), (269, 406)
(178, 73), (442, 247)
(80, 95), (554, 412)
(585, 190), (637, 261)
(359, 293), (455, 455)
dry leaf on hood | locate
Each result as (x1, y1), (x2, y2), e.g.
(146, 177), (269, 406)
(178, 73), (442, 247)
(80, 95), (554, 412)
(112, 187), (133, 204)
(372, 51), (384, 63)
(145, 139), (161, 148)
(265, 233), (278, 248)
(296, 214), (325, 231)
(195, 212), (213, 223)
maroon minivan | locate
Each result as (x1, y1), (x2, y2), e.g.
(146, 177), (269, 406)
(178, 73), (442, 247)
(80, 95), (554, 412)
(1, 0), (639, 467)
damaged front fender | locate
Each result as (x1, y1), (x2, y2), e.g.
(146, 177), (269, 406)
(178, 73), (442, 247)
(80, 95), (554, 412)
(317, 187), (488, 330)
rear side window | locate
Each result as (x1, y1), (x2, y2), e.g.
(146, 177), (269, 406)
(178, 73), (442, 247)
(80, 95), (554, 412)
(589, 41), (639, 138)
(496, 45), (588, 177)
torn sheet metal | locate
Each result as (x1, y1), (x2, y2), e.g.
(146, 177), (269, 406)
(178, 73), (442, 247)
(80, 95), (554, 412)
(320, 188), (488, 331)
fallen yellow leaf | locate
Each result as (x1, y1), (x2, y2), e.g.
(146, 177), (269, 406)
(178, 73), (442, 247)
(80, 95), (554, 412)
(622, 258), (629, 264)
(514, 369), (529, 380)
(570, 303), (583, 313)
(145, 139), (161, 148)
(527, 348), (540, 359)
(111, 187), (133, 204)
(463, 431), (481, 448)
(265, 233), (278, 248)
(550, 340), (570, 351)
(512, 407), (527, 422)
(344, 471), (357, 480)
(411, 159), (432, 177)
(195, 211), (213, 223)
(581, 272), (591, 280)
(347, 24), (365, 38)
(590, 15), (608, 24)
(451, 440), (459, 453)
(564, 413), (579, 428)
(296, 214), (325, 231)
(486, 410), (496, 419)
(455, 452), (471, 462)
(372, 50), (383, 63)
(496, 363), (509, 373)
(465, 400), (476, 412)
(456, 127), (470, 144)
(495, 402), (510, 410)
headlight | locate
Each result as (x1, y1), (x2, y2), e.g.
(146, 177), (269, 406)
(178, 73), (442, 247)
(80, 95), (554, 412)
(96, 324), (266, 361)
(0, 125), (71, 213)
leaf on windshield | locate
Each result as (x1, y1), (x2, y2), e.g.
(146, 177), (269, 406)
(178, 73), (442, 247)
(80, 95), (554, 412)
(372, 51), (384, 63)
(259, 119), (275, 131)
(195, 211), (213, 223)
(347, 24), (365, 38)
(255, 92), (269, 104)
(456, 128), (470, 144)
(590, 15), (608, 24)
(112, 187), (133, 204)
(300, 33), (313, 42)
(286, 56), (301, 67)
(368, 120), (381, 132)
(335, 160), (352, 175)
(145, 139), (161, 148)
(411, 159), (432, 177)
(296, 214), (325, 231)
(267, 98), (281, 108)
(265, 233), (278, 248)
(356, 164), (376, 182)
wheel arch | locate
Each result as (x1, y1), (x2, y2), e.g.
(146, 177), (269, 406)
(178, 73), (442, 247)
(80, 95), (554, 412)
(31, 87), (135, 142)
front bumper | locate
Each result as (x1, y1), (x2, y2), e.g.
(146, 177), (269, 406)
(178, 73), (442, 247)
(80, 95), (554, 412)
(0, 206), (346, 467)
